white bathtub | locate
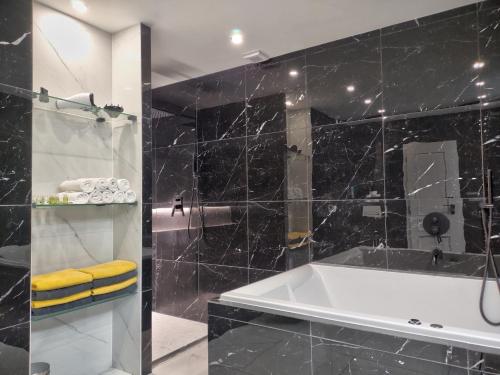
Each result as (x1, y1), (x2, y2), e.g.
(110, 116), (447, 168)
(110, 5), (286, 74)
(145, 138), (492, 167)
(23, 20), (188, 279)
(220, 263), (500, 354)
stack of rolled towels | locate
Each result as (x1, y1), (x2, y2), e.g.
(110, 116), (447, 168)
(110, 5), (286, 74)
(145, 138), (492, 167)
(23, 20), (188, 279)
(58, 178), (137, 205)
(32, 260), (138, 316)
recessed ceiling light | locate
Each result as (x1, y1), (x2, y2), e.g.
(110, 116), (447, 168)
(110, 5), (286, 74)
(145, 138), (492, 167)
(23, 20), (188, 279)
(364, 99), (372, 104)
(71, 0), (87, 13)
(289, 70), (299, 77)
(476, 81), (485, 87)
(230, 29), (243, 45)
(285, 100), (293, 107)
(346, 85), (355, 92)
(473, 61), (485, 69)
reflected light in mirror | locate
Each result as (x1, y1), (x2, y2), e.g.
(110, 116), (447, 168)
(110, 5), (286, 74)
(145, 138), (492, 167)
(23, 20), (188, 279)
(285, 100), (293, 107)
(289, 70), (299, 77)
(473, 61), (485, 69)
(478, 94), (487, 99)
(39, 13), (91, 60)
(346, 85), (355, 92)
(378, 109), (386, 114)
(364, 98), (372, 104)
(230, 29), (243, 45)
(476, 81), (485, 87)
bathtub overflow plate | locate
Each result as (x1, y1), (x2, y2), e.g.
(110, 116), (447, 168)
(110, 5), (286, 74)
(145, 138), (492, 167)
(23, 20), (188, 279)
(430, 323), (443, 329)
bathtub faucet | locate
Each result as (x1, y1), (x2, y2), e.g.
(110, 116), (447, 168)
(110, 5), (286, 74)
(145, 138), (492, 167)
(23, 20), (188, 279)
(432, 248), (443, 266)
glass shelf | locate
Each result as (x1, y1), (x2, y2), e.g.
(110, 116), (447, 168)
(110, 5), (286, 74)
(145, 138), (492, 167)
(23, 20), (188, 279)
(32, 291), (136, 322)
(0, 82), (137, 124)
(32, 202), (137, 208)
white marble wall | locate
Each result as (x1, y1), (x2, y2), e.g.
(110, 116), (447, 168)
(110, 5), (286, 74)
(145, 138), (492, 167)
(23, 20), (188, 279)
(31, 5), (143, 375)
(111, 25), (143, 375)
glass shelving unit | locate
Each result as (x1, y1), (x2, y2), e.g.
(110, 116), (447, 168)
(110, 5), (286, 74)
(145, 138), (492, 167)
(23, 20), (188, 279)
(0, 82), (137, 125)
(32, 202), (137, 208)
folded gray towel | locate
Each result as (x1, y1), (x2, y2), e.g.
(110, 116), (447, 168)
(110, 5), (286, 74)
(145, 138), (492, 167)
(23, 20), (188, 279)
(31, 296), (93, 316)
(32, 282), (92, 301)
(92, 269), (138, 288)
(92, 284), (137, 301)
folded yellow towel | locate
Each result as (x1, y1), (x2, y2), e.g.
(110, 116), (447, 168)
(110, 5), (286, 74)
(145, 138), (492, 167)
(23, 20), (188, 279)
(32, 269), (93, 291)
(92, 277), (137, 296)
(32, 290), (92, 309)
(80, 260), (137, 280)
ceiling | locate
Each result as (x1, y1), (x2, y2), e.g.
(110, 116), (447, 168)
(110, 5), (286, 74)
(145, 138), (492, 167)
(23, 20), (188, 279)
(38, 0), (477, 88)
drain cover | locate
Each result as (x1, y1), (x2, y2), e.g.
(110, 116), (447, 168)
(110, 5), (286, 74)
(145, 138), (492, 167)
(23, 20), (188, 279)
(408, 318), (422, 325)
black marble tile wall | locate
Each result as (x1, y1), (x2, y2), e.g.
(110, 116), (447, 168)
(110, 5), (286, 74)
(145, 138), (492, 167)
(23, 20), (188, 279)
(0, 1), (32, 373)
(151, 0), (500, 324)
(208, 301), (500, 375)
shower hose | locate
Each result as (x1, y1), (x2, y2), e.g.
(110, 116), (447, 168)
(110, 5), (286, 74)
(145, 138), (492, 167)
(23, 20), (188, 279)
(480, 169), (500, 326)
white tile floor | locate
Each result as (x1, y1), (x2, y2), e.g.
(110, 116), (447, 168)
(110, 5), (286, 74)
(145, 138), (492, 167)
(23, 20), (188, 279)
(152, 312), (207, 362)
(153, 339), (208, 375)
(152, 312), (208, 375)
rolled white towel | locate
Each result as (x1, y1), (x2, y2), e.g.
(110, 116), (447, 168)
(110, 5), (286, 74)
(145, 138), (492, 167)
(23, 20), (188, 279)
(59, 179), (96, 193)
(107, 178), (118, 192)
(117, 179), (130, 192)
(57, 192), (89, 204)
(113, 191), (125, 203)
(93, 178), (109, 190)
(102, 190), (114, 204)
(89, 191), (104, 204)
(125, 190), (137, 203)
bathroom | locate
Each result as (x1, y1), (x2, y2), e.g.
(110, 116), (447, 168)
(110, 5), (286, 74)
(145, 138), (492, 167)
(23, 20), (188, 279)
(0, 0), (500, 374)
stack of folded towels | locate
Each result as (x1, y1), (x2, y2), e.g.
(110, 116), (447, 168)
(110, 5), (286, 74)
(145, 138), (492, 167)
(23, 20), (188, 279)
(32, 260), (138, 316)
(58, 178), (137, 205)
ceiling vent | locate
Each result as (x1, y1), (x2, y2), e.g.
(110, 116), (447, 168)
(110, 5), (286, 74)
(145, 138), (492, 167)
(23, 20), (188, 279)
(242, 50), (270, 63)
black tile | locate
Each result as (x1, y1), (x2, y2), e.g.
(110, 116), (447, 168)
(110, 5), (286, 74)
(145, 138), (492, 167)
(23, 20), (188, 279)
(311, 322), (475, 368)
(197, 68), (246, 141)
(209, 316), (312, 375)
(483, 108), (500, 198)
(0, 0), (32, 90)
(0, 205), (30, 329)
(142, 151), (152, 204)
(479, 3), (500, 103)
(198, 203), (248, 267)
(385, 199), (484, 254)
(142, 203), (152, 248)
(384, 110), (483, 199)
(312, 121), (384, 200)
(246, 56), (306, 135)
(247, 132), (286, 201)
(154, 144), (195, 204)
(152, 111), (197, 148)
(382, 11), (479, 115)
(387, 249), (487, 277)
(0, 94), (32, 205)
(248, 268), (281, 283)
(312, 337), (473, 375)
(155, 222), (201, 262)
(248, 202), (287, 271)
(0, 322), (29, 375)
(198, 138), (247, 202)
(153, 260), (203, 321)
(307, 35), (382, 124)
(312, 201), (386, 262)
(199, 264), (248, 322)
(209, 301), (310, 335)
